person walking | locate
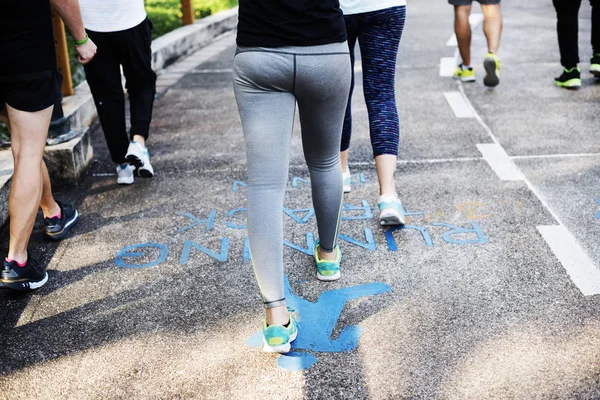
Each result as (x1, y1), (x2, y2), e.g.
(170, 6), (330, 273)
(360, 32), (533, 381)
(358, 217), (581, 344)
(79, 0), (156, 185)
(553, 0), (600, 88)
(0, 0), (96, 291)
(234, 0), (351, 352)
(339, 0), (407, 226)
(450, 0), (502, 87)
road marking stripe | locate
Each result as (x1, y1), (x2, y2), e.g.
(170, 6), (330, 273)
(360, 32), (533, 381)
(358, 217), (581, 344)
(511, 152), (600, 160)
(439, 57), (456, 77)
(444, 92), (476, 118)
(477, 143), (525, 181)
(537, 225), (600, 296)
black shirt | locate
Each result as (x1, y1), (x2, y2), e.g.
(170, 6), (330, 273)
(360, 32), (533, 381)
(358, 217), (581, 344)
(0, 0), (56, 76)
(237, 0), (347, 48)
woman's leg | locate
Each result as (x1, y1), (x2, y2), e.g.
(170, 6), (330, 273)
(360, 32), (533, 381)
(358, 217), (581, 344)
(340, 16), (360, 175)
(295, 47), (352, 256)
(358, 6), (406, 196)
(233, 51), (295, 326)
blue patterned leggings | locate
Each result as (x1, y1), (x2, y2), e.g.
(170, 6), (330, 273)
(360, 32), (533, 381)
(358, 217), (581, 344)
(342, 6), (406, 157)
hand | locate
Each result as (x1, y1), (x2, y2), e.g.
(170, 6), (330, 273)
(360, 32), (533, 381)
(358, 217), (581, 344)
(75, 38), (97, 65)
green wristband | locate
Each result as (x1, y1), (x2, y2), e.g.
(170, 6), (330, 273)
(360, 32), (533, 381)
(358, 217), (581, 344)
(74, 34), (89, 45)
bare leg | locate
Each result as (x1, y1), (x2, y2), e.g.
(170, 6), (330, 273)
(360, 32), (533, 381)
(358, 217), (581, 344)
(266, 305), (290, 326)
(132, 134), (145, 148)
(6, 104), (53, 263)
(40, 162), (60, 218)
(455, 5), (473, 66)
(375, 154), (398, 196)
(481, 4), (503, 53)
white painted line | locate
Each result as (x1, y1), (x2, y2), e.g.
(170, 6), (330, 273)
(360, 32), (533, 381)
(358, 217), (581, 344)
(93, 173), (116, 177)
(440, 57), (456, 77)
(469, 13), (484, 29)
(446, 34), (458, 47)
(477, 143), (525, 181)
(511, 152), (600, 160)
(193, 69), (234, 73)
(444, 92), (476, 118)
(457, 83), (499, 144)
(537, 225), (600, 296)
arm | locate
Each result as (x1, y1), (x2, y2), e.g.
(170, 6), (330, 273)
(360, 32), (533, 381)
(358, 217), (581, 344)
(49, 0), (97, 64)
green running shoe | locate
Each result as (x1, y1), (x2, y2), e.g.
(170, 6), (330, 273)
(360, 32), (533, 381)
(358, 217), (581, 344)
(453, 64), (475, 82)
(555, 67), (581, 88)
(313, 239), (341, 281)
(591, 54), (600, 77)
(262, 313), (298, 353)
(483, 53), (500, 87)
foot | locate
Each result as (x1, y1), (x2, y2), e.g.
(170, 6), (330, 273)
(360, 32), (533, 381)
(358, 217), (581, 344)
(378, 194), (406, 226)
(453, 64), (476, 82)
(117, 163), (135, 185)
(43, 201), (79, 241)
(343, 170), (352, 193)
(1, 256), (48, 291)
(483, 53), (500, 88)
(125, 141), (154, 178)
(262, 313), (298, 353)
(555, 67), (581, 88)
(313, 239), (342, 281)
(590, 54), (600, 77)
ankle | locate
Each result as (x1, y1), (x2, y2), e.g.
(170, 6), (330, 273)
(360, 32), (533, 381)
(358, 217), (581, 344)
(318, 246), (338, 261)
(41, 201), (61, 219)
(266, 305), (289, 326)
(7, 250), (27, 265)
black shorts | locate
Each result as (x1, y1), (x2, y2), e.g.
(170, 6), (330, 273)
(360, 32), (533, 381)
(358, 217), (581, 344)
(0, 69), (62, 114)
(449, 0), (500, 5)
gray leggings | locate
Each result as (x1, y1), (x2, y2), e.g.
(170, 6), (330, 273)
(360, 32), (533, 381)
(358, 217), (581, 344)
(233, 42), (351, 309)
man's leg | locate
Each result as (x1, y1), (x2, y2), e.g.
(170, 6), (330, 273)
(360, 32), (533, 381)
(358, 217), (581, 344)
(120, 19), (156, 146)
(553, 0), (582, 69)
(480, 4), (502, 54)
(454, 4), (473, 66)
(591, 0), (600, 54)
(6, 104), (53, 263)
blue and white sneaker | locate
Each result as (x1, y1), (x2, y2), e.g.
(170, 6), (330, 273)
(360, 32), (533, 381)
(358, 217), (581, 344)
(313, 239), (342, 281)
(343, 170), (352, 193)
(116, 164), (135, 185)
(125, 141), (154, 178)
(378, 194), (406, 226)
(262, 313), (298, 353)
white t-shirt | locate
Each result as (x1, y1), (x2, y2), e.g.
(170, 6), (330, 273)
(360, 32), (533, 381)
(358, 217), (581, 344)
(79, 0), (147, 33)
(339, 0), (406, 15)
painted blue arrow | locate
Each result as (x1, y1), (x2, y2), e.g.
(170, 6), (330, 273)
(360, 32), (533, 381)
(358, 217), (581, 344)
(232, 181), (247, 192)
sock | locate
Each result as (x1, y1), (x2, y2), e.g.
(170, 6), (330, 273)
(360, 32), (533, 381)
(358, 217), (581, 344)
(47, 209), (62, 219)
(5, 258), (27, 267)
(462, 65), (472, 70)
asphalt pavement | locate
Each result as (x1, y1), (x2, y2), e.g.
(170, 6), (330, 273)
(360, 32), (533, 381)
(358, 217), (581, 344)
(1, 1), (600, 399)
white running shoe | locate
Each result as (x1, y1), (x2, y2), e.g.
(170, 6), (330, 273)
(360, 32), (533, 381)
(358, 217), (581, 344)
(343, 170), (352, 193)
(125, 141), (154, 178)
(378, 194), (406, 226)
(116, 164), (135, 185)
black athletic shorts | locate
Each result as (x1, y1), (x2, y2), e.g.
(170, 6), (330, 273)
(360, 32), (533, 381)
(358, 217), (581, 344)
(448, 0), (500, 5)
(0, 69), (62, 114)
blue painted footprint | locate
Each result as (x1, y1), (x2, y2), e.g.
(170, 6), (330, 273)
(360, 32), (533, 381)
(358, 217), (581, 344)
(246, 276), (392, 371)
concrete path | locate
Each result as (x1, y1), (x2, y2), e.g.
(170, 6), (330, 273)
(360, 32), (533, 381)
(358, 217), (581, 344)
(2, 1), (600, 398)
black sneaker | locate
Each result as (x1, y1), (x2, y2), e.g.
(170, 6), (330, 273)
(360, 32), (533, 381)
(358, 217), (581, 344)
(1, 256), (48, 291)
(43, 201), (79, 241)
(590, 54), (600, 77)
(555, 67), (581, 88)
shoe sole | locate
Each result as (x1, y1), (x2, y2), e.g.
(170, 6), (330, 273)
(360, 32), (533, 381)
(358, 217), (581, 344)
(343, 185), (351, 193)
(460, 76), (476, 82)
(483, 58), (499, 87)
(317, 270), (341, 281)
(1, 272), (48, 291)
(44, 210), (79, 241)
(590, 67), (600, 77)
(126, 154), (154, 178)
(379, 209), (406, 226)
(263, 330), (298, 353)
(117, 176), (134, 185)
(555, 79), (581, 88)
